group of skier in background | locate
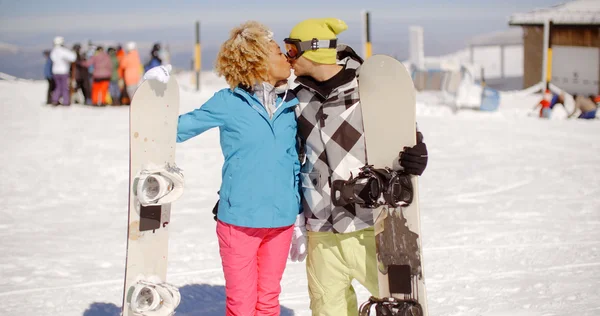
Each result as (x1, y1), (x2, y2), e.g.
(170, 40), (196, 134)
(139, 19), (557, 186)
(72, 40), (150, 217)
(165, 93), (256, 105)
(43, 36), (166, 106)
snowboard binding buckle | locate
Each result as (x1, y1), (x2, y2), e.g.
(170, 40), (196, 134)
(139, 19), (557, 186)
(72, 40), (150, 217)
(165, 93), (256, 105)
(331, 165), (413, 208)
(127, 279), (181, 316)
(359, 296), (423, 316)
(134, 162), (185, 206)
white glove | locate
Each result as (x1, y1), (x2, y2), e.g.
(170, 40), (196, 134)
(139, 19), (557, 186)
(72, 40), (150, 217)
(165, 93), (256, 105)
(143, 64), (172, 83)
(289, 213), (307, 262)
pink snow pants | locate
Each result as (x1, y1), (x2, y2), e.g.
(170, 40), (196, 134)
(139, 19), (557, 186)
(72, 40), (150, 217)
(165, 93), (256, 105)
(217, 220), (294, 316)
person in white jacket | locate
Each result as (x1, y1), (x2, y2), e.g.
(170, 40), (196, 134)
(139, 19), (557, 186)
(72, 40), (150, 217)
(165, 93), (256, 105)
(50, 36), (76, 105)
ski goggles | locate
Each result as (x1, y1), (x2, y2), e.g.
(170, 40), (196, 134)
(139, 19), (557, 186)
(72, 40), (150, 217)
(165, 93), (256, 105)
(283, 38), (337, 60)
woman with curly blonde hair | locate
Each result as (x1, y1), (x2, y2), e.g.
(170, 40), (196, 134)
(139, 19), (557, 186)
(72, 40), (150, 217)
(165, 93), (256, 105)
(176, 21), (301, 315)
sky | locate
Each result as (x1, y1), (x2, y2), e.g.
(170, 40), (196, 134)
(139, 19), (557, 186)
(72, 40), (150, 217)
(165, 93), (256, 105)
(0, 0), (564, 78)
(0, 0), (562, 34)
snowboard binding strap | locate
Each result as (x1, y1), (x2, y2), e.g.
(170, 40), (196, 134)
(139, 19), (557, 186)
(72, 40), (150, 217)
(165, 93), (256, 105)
(127, 280), (181, 316)
(359, 296), (423, 316)
(134, 163), (185, 206)
(331, 165), (413, 209)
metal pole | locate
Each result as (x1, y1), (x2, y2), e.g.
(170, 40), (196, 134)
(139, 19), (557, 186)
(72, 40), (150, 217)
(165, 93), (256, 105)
(410, 26), (424, 69)
(541, 19), (552, 90)
(363, 11), (372, 59)
(195, 21), (201, 91)
(500, 45), (505, 79)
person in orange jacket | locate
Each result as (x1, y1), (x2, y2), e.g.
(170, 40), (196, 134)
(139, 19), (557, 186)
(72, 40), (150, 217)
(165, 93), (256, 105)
(116, 44), (125, 63)
(118, 41), (142, 103)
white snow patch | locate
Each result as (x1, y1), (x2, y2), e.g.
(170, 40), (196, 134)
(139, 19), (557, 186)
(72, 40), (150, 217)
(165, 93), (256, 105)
(0, 70), (598, 316)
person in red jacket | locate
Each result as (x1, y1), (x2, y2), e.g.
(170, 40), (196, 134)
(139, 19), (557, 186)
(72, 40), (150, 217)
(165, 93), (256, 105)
(80, 46), (113, 106)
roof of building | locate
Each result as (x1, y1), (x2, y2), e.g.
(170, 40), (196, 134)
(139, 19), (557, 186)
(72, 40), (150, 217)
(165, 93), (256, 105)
(509, 0), (600, 26)
(468, 28), (523, 46)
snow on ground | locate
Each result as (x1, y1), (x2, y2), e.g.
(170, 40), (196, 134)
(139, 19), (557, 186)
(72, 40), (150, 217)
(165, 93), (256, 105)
(0, 71), (599, 316)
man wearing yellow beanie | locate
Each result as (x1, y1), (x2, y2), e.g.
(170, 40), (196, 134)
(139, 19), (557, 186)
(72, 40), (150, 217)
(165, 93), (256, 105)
(285, 18), (429, 316)
(285, 18), (346, 65)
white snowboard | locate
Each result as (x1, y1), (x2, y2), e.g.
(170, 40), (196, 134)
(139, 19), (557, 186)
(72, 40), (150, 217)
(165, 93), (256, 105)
(358, 54), (428, 315)
(122, 78), (180, 316)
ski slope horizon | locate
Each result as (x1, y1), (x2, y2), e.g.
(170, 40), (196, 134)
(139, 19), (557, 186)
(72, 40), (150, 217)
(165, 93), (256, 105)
(0, 69), (599, 316)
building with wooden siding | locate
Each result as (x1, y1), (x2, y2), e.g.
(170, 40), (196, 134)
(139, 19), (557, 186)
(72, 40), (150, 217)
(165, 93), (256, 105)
(509, 0), (600, 95)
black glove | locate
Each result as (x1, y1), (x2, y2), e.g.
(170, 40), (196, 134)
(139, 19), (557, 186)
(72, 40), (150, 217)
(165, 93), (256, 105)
(212, 190), (220, 222)
(399, 132), (428, 176)
(212, 200), (219, 221)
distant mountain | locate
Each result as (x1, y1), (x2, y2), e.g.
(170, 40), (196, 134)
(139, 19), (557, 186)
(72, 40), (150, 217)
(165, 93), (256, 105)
(0, 43), (222, 80)
(0, 43), (46, 79)
(0, 42), (19, 54)
(0, 42), (374, 80)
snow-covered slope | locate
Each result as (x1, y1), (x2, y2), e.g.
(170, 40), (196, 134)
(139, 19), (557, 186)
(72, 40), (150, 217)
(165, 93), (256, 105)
(0, 71), (598, 316)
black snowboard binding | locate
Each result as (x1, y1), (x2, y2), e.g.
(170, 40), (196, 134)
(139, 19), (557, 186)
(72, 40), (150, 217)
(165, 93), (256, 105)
(331, 165), (413, 208)
(359, 296), (423, 316)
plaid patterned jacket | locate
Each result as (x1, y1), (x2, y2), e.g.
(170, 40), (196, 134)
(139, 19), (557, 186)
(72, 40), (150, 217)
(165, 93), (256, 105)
(292, 45), (375, 234)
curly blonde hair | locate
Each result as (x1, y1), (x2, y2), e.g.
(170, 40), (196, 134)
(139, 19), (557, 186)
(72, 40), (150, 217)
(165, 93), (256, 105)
(215, 21), (273, 90)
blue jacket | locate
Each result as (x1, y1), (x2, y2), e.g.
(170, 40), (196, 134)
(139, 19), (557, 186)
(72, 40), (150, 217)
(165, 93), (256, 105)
(44, 58), (53, 79)
(177, 87), (301, 228)
(145, 58), (161, 72)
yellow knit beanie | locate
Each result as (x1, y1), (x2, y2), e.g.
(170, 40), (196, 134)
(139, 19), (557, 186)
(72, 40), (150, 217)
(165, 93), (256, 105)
(288, 18), (348, 64)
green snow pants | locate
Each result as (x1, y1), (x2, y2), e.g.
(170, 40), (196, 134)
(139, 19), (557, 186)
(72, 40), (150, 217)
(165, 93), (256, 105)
(306, 227), (379, 316)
